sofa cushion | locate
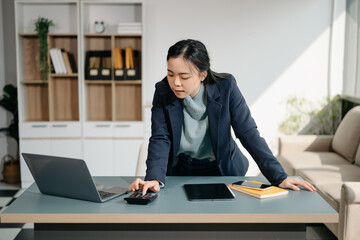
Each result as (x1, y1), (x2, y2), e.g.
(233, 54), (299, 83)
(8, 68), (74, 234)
(278, 152), (350, 176)
(297, 165), (360, 186)
(355, 144), (360, 167)
(316, 182), (343, 212)
(332, 106), (360, 163)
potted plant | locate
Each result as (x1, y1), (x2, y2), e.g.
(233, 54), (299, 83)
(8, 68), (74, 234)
(0, 84), (20, 183)
(34, 17), (54, 81)
(279, 95), (341, 135)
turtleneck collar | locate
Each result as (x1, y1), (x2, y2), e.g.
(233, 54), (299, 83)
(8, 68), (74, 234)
(182, 83), (206, 120)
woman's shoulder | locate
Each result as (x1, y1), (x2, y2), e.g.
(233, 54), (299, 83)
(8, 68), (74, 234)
(212, 72), (237, 87)
(155, 77), (171, 94)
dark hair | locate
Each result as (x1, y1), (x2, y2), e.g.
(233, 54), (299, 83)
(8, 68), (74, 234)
(167, 39), (226, 84)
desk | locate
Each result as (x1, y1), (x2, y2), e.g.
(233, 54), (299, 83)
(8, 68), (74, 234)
(1, 176), (338, 239)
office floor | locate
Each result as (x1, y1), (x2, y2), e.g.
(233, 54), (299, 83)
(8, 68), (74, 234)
(0, 181), (338, 240)
(0, 181), (34, 240)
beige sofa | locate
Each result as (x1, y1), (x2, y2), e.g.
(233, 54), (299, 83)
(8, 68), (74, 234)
(277, 106), (360, 240)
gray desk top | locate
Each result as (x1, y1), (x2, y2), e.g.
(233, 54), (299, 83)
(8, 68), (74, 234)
(0, 176), (338, 224)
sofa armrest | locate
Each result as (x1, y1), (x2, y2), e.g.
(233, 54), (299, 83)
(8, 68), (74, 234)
(278, 135), (334, 155)
(338, 182), (360, 240)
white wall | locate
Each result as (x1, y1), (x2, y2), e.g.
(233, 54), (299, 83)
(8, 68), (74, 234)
(343, 0), (360, 97)
(2, 0), (345, 178)
(0, 0), (8, 180)
(2, 0), (17, 159)
(0, 0), (17, 180)
(144, 0), (345, 175)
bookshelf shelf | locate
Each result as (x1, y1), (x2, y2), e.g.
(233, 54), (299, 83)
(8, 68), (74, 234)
(114, 34), (142, 37)
(84, 34), (113, 38)
(49, 33), (78, 37)
(19, 33), (78, 37)
(18, 33), (37, 37)
(50, 74), (78, 78)
(85, 80), (112, 84)
(21, 80), (48, 84)
(84, 33), (142, 38)
(115, 80), (141, 85)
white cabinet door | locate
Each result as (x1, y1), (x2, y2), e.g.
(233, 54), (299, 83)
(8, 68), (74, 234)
(84, 122), (113, 137)
(113, 122), (144, 138)
(50, 122), (81, 138)
(51, 139), (82, 159)
(114, 139), (143, 176)
(20, 122), (50, 138)
(84, 139), (113, 176)
(19, 140), (52, 188)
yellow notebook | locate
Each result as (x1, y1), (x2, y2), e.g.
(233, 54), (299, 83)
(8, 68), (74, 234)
(228, 181), (288, 199)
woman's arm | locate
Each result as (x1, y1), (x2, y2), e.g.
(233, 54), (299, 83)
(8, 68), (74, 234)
(144, 83), (172, 184)
(228, 77), (288, 185)
(228, 77), (315, 191)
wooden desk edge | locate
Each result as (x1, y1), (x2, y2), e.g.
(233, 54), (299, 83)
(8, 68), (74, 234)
(0, 213), (339, 224)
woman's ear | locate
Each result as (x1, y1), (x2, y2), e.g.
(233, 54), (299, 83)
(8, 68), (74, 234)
(201, 71), (208, 81)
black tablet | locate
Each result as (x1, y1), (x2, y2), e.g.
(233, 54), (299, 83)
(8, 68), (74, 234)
(183, 183), (235, 201)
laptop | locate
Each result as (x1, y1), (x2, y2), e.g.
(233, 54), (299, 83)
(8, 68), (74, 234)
(22, 153), (129, 203)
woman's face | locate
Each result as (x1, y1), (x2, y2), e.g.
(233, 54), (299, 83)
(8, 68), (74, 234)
(167, 57), (207, 99)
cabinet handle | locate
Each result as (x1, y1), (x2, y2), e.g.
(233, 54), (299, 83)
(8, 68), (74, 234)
(115, 124), (131, 128)
(52, 124), (68, 128)
(31, 124), (47, 128)
(95, 124), (111, 128)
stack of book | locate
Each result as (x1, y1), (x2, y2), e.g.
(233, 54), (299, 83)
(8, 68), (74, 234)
(117, 22), (142, 34)
(228, 181), (288, 199)
(49, 48), (77, 74)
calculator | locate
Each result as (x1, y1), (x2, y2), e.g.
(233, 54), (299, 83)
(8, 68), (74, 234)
(124, 191), (158, 205)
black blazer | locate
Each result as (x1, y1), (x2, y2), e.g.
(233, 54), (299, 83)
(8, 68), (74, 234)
(144, 74), (288, 185)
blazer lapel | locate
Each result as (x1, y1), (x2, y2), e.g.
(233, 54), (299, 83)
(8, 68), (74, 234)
(206, 83), (222, 159)
(165, 92), (183, 165)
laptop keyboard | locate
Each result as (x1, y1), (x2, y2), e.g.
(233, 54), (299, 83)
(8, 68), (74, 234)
(98, 190), (117, 199)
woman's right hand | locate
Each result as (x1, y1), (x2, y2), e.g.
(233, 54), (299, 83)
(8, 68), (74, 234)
(129, 178), (160, 195)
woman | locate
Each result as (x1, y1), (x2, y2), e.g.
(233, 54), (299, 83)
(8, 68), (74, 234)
(129, 39), (315, 195)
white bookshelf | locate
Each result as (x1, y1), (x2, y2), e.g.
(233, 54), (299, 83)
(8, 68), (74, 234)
(15, 0), (145, 187)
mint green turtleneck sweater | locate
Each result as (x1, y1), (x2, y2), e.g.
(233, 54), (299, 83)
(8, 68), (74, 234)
(174, 83), (215, 166)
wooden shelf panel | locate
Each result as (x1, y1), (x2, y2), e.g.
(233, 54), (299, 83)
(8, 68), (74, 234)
(21, 81), (48, 85)
(26, 84), (49, 121)
(115, 84), (142, 121)
(115, 80), (141, 85)
(49, 33), (78, 37)
(85, 80), (112, 84)
(84, 34), (113, 38)
(19, 33), (78, 37)
(22, 37), (41, 81)
(87, 84), (112, 121)
(19, 33), (37, 37)
(84, 34), (142, 37)
(50, 74), (78, 78)
(85, 37), (111, 51)
(51, 78), (79, 121)
(84, 80), (141, 85)
(114, 37), (142, 51)
(114, 34), (142, 37)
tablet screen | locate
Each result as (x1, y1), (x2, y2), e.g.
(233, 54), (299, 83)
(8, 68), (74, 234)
(183, 183), (235, 201)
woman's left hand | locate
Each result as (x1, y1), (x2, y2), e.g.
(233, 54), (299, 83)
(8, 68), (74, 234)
(279, 177), (316, 192)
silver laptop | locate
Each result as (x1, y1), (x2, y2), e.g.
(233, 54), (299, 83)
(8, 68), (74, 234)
(22, 153), (129, 203)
